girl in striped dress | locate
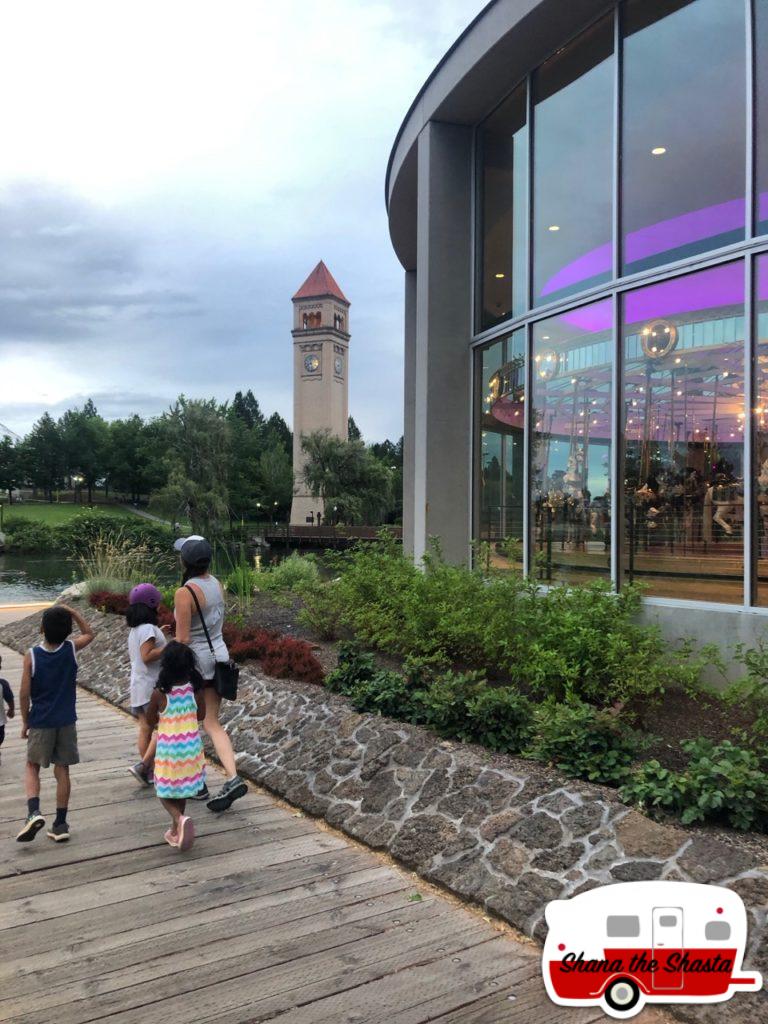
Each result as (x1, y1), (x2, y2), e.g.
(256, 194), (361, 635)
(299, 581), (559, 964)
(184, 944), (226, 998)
(146, 642), (206, 851)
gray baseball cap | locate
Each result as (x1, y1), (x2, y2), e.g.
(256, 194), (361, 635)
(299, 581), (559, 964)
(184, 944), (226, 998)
(174, 535), (212, 563)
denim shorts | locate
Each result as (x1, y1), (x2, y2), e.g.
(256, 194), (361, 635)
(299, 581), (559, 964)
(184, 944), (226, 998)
(131, 702), (151, 718)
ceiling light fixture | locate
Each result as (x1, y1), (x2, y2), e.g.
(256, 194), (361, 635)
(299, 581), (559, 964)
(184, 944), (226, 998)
(495, 272), (505, 279)
(548, 225), (560, 232)
(651, 147), (667, 156)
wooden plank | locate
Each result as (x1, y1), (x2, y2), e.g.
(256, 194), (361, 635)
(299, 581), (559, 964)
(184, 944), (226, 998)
(0, 868), (407, 989)
(5, 909), (492, 1024)
(1, 813), (314, 901)
(0, 887), (436, 1019)
(2, 846), (375, 961)
(257, 939), (537, 1024)
(0, 830), (349, 930)
(0, 668), (668, 1024)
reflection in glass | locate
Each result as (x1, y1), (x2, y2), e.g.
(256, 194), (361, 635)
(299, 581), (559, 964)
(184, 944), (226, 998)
(533, 15), (613, 306)
(757, 0), (768, 236)
(476, 330), (525, 570)
(622, 0), (745, 275)
(756, 256), (768, 603)
(531, 302), (612, 582)
(622, 263), (745, 602)
(477, 85), (528, 330)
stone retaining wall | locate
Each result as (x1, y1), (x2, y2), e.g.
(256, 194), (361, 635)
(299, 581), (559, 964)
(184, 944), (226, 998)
(2, 607), (765, 1022)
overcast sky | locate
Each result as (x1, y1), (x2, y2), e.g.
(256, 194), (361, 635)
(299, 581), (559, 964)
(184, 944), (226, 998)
(0, 0), (485, 442)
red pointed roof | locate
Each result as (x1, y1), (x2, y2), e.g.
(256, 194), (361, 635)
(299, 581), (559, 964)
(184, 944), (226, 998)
(292, 260), (349, 304)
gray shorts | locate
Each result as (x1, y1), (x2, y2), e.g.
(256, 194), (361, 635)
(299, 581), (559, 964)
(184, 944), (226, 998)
(27, 724), (80, 768)
(131, 703), (151, 718)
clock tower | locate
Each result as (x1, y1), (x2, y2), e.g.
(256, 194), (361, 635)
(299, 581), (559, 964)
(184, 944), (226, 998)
(290, 260), (350, 525)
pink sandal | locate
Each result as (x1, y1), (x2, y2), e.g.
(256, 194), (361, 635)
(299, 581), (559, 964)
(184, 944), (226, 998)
(177, 816), (195, 851)
(164, 828), (179, 847)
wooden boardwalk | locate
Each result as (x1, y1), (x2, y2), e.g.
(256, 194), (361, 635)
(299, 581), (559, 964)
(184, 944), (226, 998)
(0, 643), (663, 1024)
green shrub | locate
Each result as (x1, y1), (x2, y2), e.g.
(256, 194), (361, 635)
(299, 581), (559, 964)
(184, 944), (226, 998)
(57, 510), (171, 555)
(323, 536), (709, 709)
(620, 738), (768, 831)
(349, 670), (415, 718)
(296, 578), (343, 640)
(412, 670), (486, 736)
(728, 638), (768, 740)
(324, 641), (416, 717)
(463, 687), (534, 752)
(258, 551), (320, 594)
(324, 640), (377, 695)
(527, 699), (645, 786)
(3, 517), (55, 552)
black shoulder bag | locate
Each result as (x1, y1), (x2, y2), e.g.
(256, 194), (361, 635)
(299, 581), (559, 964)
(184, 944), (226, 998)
(185, 584), (240, 700)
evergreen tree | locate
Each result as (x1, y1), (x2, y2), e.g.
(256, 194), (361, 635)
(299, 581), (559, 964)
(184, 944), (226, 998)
(19, 413), (65, 502)
(0, 434), (18, 504)
(347, 415), (361, 441)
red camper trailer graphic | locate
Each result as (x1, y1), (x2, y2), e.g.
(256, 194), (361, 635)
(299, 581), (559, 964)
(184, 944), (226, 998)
(543, 881), (762, 1018)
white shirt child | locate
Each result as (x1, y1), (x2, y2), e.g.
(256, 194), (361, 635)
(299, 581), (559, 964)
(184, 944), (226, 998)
(128, 624), (167, 710)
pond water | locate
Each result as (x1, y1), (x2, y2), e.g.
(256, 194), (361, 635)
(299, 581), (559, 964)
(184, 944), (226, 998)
(0, 553), (79, 603)
(0, 546), (319, 605)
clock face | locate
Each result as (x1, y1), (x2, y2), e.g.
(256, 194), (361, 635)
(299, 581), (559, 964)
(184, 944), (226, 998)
(334, 356), (343, 375)
(304, 354), (320, 373)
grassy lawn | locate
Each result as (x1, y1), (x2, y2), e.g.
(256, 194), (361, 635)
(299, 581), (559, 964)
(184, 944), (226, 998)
(0, 503), (132, 526)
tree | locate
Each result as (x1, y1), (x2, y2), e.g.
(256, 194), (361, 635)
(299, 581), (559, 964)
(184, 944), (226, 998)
(301, 430), (393, 525)
(0, 434), (18, 504)
(19, 413), (65, 501)
(59, 402), (110, 503)
(347, 416), (361, 441)
(230, 389), (265, 431)
(227, 414), (263, 521)
(257, 447), (294, 514)
(107, 416), (165, 503)
(150, 397), (231, 535)
(263, 412), (292, 454)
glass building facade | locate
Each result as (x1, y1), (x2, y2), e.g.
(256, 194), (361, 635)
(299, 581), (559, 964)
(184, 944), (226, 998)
(474, 0), (768, 605)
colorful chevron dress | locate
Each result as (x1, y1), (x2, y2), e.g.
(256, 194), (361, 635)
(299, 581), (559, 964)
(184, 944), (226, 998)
(154, 683), (205, 799)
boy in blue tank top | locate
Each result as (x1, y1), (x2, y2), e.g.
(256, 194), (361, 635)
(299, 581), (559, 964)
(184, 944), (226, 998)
(16, 604), (95, 843)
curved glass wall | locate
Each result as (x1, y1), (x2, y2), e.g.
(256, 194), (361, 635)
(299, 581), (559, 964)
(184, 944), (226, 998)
(621, 264), (745, 602)
(477, 85), (528, 330)
(757, 0), (768, 236)
(475, 329), (525, 570)
(472, 0), (768, 606)
(622, 0), (746, 275)
(532, 15), (614, 306)
(531, 302), (612, 582)
(757, 255), (768, 603)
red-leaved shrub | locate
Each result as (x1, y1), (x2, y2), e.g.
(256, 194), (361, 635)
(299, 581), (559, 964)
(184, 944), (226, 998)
(86, 593), (324, 684)
(88, 590), (130, 615)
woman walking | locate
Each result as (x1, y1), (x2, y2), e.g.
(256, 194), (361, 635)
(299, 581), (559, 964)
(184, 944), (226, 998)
(173, 536), (247, 812)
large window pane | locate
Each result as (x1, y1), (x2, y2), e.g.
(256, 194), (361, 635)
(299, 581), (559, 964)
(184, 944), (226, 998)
(533, 15), (613, 306)
(622, 0), (746, 275)
(476, 330), (525, 570)
(477, 84), (528, 330)
(756, 256), (768, 604)
(757, 0), (768, 237)
(531, 301), (613, 583)
(622, 263), (745, 602)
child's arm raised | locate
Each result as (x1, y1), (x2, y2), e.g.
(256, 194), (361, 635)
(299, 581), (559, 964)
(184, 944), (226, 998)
(19, 652), (31, 739)
(59, 604), (96, 651)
